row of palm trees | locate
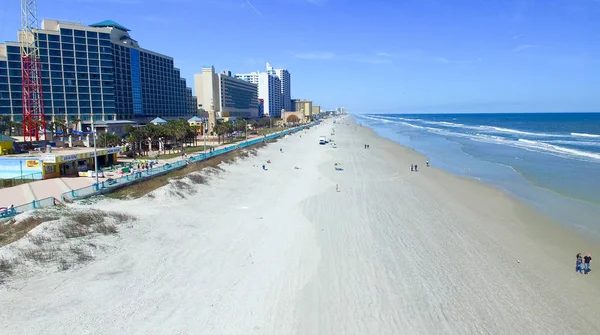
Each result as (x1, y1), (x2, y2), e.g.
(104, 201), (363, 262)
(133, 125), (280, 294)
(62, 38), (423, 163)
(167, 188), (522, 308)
(0, 116), (75, 138)
(0, 115), (284, 156)
(122, 118), (279, 156)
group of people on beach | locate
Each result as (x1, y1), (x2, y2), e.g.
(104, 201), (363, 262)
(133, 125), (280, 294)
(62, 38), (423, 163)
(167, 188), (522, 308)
(411, 161), (430, 172)
(364, 144), (370, 149)
(576, 253), (592, 274)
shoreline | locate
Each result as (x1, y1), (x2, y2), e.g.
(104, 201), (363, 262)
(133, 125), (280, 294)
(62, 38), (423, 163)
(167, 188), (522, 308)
(355, 116), (600, 244)
(358, 116), (600, 247)
(2, 116), (600, 333)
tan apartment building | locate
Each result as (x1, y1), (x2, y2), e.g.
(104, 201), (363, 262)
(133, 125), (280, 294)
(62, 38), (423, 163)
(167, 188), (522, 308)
(194, 66), (259, 119)
(292, 99), (313, 120)
(312, 105), (320, 117)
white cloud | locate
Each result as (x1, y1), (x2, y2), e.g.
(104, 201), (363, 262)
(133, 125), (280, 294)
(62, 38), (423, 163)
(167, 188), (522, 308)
(245, 0), (264, 17)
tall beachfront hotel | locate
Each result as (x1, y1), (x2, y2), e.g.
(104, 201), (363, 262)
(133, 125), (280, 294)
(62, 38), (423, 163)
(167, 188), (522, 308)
(194, 66), (259, 119)
(236, 62), (290, 118)
(266, 63), (291, 112)
(0, 19), (196, 123)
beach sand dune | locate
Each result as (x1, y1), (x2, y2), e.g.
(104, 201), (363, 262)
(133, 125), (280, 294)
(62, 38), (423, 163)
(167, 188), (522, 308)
(1, 117), (599, 334)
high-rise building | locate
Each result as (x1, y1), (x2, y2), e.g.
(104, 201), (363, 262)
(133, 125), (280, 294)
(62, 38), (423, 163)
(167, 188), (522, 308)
(266, 62), (291, 112)
(257, 72), (281, 118)
(194, 66), (259, 119)
(235, 69), (282, 118)
(0, 19), (196, 123)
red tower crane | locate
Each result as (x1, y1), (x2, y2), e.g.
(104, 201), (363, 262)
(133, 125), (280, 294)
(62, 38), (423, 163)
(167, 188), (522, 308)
(20, 0), (46, 142)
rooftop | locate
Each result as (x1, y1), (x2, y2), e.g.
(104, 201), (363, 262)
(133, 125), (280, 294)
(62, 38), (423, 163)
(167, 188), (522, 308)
(89, 20), (130, 31)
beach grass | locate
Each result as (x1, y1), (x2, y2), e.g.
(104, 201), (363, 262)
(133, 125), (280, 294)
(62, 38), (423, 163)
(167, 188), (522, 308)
(0, 214), (61, 247)
(106, 142), (267, 199)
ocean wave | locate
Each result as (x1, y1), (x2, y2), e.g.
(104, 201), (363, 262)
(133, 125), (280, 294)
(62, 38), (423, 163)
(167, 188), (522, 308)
(482, 126), (561, 137)
(546, 140), (600, 148)
(361, 115), (427, 129)
(516, 139), (600, 161)
(571, 133), (600, 138)
(363, 114), (600, 161)
(372, 115), (563, 138)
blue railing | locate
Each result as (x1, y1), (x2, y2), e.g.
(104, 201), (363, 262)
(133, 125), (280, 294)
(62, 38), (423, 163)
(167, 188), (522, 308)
(0, 196), (57, 219)
(60, 122), (317, 202)
(3, 122), (317, 215)
(0, 172), (44, 188)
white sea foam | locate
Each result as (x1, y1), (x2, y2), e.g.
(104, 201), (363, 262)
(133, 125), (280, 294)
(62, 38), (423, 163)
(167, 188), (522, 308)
(515, 139), (600, 161)
(571, 132), (600, 138)
(547, 140), (600, 148)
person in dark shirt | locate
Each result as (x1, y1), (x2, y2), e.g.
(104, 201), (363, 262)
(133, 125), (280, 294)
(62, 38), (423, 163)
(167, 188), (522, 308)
(576, 253), (584, 274)
(584, 254), (592, 274)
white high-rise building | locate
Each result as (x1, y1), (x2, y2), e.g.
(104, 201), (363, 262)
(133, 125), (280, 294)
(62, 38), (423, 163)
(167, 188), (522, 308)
(266, 62), (291, 112)
(257, 73), (281, 118)
(236, 69), (282, 118)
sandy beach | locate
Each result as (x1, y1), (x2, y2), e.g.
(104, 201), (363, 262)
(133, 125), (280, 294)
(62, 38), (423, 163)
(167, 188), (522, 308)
(2, 116), (600, 334)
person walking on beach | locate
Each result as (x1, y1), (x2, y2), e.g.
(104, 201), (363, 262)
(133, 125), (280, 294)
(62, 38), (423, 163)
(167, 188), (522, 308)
(584, 254), (592, 274)
(411, 164), (414, 171)
(415, 164), (418, 172)
(576, 253), (584, 274)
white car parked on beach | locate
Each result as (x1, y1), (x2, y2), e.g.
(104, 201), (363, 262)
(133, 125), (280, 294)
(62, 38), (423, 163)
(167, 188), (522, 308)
(319, 136), (327, 145)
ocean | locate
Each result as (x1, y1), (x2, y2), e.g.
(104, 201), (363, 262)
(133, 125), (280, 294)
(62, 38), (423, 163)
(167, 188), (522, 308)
(354, 113), (600, 240)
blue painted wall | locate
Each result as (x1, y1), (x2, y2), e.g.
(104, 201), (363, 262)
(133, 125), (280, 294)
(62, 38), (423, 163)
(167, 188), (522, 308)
(0, 158), (43, 179)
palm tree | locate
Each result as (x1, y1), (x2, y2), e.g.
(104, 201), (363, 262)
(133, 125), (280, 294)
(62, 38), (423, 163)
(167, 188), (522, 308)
(125, 125), (144, 155)
(165, 119), (189, 153)
(144, 123), (161, 152)
(8, 120), (21, 136)
(0, 116), (9, 135)
(69, 118), (81, 132)
(97, 132), (122, 147)
(47, 120), (57, 139)
(54, 117), (67, 136)
(212, 121), (226, 144)
(286, 114), (300, 125)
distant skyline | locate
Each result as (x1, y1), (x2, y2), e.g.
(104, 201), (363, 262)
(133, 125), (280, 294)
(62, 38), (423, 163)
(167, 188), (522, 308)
(1, 0), (599, 114)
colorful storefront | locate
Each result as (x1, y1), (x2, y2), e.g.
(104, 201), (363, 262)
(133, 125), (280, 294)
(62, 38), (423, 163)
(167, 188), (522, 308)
(41, 147), (124, 179)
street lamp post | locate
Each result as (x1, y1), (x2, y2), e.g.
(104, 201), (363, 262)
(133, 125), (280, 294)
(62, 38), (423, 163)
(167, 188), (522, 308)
(203, 123), (207, 152)
(91, 120), (99, 188)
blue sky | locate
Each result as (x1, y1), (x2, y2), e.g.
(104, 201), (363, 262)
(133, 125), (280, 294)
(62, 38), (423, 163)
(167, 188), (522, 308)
(1, 0), (599, 113)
